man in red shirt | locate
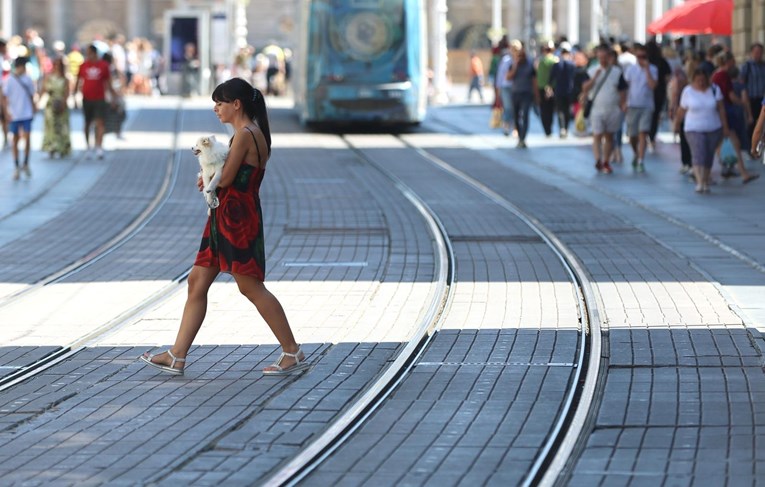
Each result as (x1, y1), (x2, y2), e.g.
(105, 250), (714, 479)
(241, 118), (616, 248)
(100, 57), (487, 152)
(75, 44), (115, 159)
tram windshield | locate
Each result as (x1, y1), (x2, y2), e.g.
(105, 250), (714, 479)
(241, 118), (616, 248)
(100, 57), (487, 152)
(307, 0), (409, 84)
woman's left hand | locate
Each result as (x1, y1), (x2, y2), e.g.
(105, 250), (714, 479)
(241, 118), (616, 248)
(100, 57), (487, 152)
(197, 175), (204, 192)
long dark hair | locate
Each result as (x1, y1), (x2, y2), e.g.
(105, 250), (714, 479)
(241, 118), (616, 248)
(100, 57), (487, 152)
(212, 78), (271, 155)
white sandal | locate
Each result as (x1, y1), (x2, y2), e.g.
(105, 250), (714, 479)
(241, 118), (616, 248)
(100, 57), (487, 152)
(139, 350), (186, 376)
(263, 348), (310, 376)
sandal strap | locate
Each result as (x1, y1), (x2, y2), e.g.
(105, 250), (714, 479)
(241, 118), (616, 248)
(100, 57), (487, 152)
(268, 348), (305, 370)
(167, 350), (186, 368)
(281, 347), (304, 361)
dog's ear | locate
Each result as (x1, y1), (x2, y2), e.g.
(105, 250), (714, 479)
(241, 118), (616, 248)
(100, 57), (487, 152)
(209, 135), (217, 143)
(201, 137), (210, 147)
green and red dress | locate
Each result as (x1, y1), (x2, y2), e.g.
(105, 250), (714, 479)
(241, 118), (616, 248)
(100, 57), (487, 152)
(195, 143), (267, 280)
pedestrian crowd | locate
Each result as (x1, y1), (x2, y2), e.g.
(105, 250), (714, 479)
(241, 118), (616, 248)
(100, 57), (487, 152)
(0, 29), (164, 180)
(218, 43), (292, 97)
(483, 35), (762, 193)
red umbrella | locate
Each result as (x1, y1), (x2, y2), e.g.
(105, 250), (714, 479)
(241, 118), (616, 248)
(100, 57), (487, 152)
(647, 0), (732, 36)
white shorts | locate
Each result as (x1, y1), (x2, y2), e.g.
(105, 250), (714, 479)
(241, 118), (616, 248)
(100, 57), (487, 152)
(626, 107), (653, 136)
(590, 109), (622, 135)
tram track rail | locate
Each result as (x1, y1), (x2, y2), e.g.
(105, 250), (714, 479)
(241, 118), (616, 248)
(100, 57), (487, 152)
(0, 102), (193, 393)
(263, 134), (603, 487)
(429, 114), (765, 278)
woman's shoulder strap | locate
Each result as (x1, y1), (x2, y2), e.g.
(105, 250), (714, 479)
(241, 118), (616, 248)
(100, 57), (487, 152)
(243, 126), (262, 162)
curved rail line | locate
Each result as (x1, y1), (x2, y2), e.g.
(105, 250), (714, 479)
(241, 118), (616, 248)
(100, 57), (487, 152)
(263, 135), (603, 487)
(0, 103), (193, 393)
(430, 114), (765, 278)
(260, 136), (456, 486)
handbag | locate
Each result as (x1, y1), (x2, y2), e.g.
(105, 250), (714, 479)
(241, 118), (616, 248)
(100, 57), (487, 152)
(489, 107), (502, 129)
(584, 66), (612, 119)
(720, 137), (737, 168)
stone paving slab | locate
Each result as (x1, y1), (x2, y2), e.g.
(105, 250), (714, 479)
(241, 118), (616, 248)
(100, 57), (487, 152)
(0, 346), (60, 381)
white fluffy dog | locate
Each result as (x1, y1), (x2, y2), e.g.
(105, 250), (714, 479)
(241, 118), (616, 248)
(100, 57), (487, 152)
(192, 135), (228, 211)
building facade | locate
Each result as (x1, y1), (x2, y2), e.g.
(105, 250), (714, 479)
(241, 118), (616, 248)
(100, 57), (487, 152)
(2, 0), (688, 51)
(733, 0), (765, 59)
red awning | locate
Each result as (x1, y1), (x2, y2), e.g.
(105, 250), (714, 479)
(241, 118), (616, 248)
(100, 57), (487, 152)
(647, 0), (732, 36)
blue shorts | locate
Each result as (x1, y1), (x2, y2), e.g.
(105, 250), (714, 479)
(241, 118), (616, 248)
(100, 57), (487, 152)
(9, 119), (32, 135)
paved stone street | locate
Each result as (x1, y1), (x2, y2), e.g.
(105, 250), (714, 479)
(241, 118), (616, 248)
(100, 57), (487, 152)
(0, 96), (762, 486)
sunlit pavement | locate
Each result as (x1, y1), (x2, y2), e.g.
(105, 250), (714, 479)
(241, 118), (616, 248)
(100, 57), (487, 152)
(0, 94), (762, 485)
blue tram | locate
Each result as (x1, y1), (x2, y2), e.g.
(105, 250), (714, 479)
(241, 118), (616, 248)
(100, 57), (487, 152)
(295, 0), (427, 125)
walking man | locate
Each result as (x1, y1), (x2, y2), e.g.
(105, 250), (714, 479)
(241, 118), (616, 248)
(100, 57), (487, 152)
(583, 44), (628, 174)
(2, 57), (37, 180)
(536, 41), (558, 137)
(496, 43), (516, 136)
(624, 44), (657, 172)
(75, 44), (115, 159)
(741, 43), (765, 155)
(550, 42), (575, 138)
(467, 51), (485, 103)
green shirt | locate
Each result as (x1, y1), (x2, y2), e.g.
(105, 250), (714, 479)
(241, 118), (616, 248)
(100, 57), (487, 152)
(536, 53), (558, 88)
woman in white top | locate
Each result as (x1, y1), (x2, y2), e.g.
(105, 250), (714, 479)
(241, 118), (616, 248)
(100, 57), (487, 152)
(674, 68), (728, 193)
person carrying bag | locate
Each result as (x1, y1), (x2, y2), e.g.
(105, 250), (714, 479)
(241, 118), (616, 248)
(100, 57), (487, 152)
(583, 65), (612, 118)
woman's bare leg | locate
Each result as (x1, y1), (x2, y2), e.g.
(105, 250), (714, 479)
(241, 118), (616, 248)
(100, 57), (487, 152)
(232, 273), (301, 369)
(703, 166), (712, 190)
(143, 265), (219, 370)
(692, 165), (703, 191)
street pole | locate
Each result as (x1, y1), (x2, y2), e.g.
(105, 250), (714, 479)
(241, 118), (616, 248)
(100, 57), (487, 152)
(488, 0), (503, 45)
(1, 0), (13, 38)
(431, 0), (449, 104)
(590, 0), (599, 45)
(568, 0), (580, 45)
(635, 0), (646, 42)
(543, 0), (553, 41)
(652, 0), (663, 41)
(235, 0), (248, 49)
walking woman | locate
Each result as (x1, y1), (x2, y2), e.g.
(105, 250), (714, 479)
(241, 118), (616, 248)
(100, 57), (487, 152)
(42, 57), (72, 158)
(674, 69), (728, 193)
(140, 78), (308, 376)
(507, 45), (540, 148)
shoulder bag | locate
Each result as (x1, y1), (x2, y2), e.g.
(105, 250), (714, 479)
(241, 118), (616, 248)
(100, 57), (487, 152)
(584, 66), (613, 118)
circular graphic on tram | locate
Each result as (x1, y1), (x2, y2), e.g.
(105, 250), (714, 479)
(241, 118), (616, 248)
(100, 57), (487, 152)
(341, 12), (392, 61)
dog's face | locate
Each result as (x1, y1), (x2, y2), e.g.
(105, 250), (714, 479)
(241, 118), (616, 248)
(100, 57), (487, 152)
(192, 135), (217, 156)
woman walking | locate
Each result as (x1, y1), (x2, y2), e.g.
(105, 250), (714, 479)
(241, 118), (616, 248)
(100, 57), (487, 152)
(674, 69), (728, 193)
(140, 78), (308, 376)
(42, 57), (72, 158)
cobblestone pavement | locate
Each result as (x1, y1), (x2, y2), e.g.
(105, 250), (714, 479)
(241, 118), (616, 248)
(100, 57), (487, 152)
(0, 98), (762, 486)
(0, 98), (442, 484)
(403, 108), (765, 486)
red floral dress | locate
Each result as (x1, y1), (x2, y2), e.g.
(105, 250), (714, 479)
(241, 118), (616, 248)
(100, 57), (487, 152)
(194, 132), (266, 280)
